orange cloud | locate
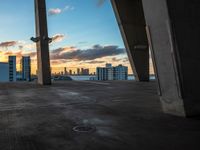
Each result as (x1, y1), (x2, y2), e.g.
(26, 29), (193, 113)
(0, 41), (18, 48)
(52, 34), (65, 43)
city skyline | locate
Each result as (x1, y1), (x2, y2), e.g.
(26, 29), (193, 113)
(51, 63), (132, 76)
(0, 0), (154, 75)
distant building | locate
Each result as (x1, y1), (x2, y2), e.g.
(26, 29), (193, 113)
(16, 71), (22, 81)
(113, 64), (128, 80)
(0, 62), (9, 82)
(64, 67), (67, 75)
(106, 63), (112, 68)
(0, 56), (17, 82)
(80, 68), (89, 75)
(82, 69), (89, 75)
(106, 64), (114, 80)
(77, 68), (80, 75)
(21, 56), (31, 81)
(97, 67), (107, 80)
(81, 68), (84, 75)
(69, 70), (72, 75)
(96, 64), (128, 81)
(9, 56), (16, 82)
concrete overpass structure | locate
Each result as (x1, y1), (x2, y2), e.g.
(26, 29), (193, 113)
(33, 0), (200, 117)
(111, 0), (200, 117)
(0, 1), (200, 149)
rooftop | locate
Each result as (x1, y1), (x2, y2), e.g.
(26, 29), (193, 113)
(0, 81), (199, 150)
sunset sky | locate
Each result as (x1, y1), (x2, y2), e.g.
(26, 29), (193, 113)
(0, 0), (153, 74)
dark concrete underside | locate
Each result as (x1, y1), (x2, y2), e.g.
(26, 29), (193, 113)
(0, 81), (199, 150)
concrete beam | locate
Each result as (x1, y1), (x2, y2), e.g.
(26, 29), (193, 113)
(111, 0), (149, 81)
(142, 0), (200, 116)
(166, 0), (200, 116)
(34, 0), (51, 85)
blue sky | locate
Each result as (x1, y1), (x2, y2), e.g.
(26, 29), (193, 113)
(47, 0), (124, 48)
(0, 0), (133, 74)
(0, 0), (35, 41)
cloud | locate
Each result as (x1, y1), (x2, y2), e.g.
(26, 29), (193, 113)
(19, 43), (36, 50)
(85, 60), (105, 64)
(24, 43), (36, 50)
(24, 52), (37, 58)
(112, 57), (122, 62)
(48, 8), (62, 16)
(2, 44), (125, 61)
(123, 58), (129, 63)
(48, 5), (74, 16)
(0, 41), (18, 48)
(17, 34), (66, 49)
(50, 44), (125, 61)
(0, 40), (36, 51)
(60, 46), (76, 53)
(1, 50), (36, 58)
(0, 47), (37, 63)
(50, 59), (71, 65)
(1, 51), (24, 64)
(52, 34), (65, 43)
(51, 46), (76, 55)
(0, 43), (126, 67)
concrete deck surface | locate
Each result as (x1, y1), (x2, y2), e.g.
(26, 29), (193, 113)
(0, 81), (199, 150)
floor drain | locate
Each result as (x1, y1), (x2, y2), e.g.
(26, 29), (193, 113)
(73, 125), (96, 133)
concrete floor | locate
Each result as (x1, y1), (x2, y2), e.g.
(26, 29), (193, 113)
(0, 81), (200, 150)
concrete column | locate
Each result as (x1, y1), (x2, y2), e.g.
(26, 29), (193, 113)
(142, 0), (200, 116)
(111, 0), (149, 81)
(34, 0), (51, 85)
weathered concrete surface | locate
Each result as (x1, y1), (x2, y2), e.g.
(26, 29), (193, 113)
(142, 0), (200, 116)
(35, 0), (51, 85)
(166, 0), (200, 116)
(142, 0), (185, 116)
(0, 81), (200, 150)
(111, 0), (149, 81)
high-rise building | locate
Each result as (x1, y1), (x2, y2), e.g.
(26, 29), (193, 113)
(113, 64), (128, 80)
(69, 70), (72, 75)
(81, 68), (84, 75)
(0, 62), (9, 82)
(0, 56), (17, 82)
(97, 67), (107, 80)
(106, 64), (114, 80)
(77, 68), (80, 75)
(106, 63), (112, 68)
(96, 64), (128, 81)
(9, 56), (16, 82)
(21, 56), (31, 81)
(82, 68), (89, 75)
(64, 67), (67, 75)
(79, 68), (90, 75)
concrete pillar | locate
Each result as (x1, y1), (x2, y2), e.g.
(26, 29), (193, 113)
(142, 0), (200, 116)
(34, 0), (51, 85)
(111, 0), (149, 81)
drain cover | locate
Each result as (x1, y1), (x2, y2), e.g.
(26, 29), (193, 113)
(73, 125), (96, 133)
